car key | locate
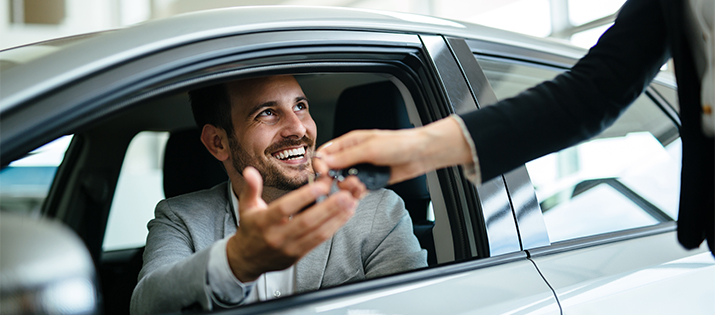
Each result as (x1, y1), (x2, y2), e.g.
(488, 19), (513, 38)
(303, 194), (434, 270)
(328, 163), (391, 190)
(299, 173), (327, 213)
(300, 163), (390, 213)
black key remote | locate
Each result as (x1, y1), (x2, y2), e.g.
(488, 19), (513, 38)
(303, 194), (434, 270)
(329, 163), (391, 190)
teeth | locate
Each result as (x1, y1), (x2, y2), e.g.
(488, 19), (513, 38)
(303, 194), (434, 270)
(274, 147), (306, 160)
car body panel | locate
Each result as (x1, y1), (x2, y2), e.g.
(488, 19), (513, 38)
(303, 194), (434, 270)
(291, 260), (558, 315)
(529, 224), (715, 314)
(213, 253), (558, 315)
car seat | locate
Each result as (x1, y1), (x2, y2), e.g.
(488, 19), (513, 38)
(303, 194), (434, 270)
(103, 128), (228, 315)
(333, 81), (436, 265)
(163, 128), (228, 198)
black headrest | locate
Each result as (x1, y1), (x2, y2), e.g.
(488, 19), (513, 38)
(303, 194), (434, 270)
(163, 128), (228, 198)
(333, 81), (430, 202)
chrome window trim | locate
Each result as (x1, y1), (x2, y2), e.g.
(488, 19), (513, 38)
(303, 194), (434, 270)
(421, 34), (521, 257)
(526, 221), (677, 258)
(466, 38), (581, 70)
(502, 167), (551, 250)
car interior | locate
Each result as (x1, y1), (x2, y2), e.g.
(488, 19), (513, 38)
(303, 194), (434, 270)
(44, 72), (443, 314)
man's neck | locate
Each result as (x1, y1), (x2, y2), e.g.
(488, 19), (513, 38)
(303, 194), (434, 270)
(230, 181), (290, 205)
(261, 186), (290, 203)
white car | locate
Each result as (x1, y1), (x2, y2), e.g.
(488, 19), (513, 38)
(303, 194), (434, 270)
(1, 6), (713, 314)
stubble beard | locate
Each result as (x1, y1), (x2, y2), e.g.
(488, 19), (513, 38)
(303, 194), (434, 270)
(228, 134), (313, 191)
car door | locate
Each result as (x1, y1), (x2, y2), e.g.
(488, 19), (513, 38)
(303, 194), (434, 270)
(459, 37), (715, 314)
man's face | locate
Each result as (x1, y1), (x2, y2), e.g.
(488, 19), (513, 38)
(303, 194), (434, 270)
(226, 75), (317, 190)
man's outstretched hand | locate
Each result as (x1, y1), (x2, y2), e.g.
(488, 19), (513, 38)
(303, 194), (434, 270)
(226, 166), (364, 282)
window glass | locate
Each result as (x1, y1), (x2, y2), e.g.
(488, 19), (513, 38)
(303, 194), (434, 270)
(103, 131), (168, 251)
(476, 56), (681, 242)
(0, 135), (73, 217)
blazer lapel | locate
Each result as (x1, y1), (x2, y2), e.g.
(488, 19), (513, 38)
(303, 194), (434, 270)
(295, 237), (332, 292)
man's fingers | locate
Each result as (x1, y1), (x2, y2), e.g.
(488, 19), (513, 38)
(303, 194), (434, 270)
(293, 198), (356, 254)
(337, 176), (367, 199)
(312, 155), (329, 177)
(265, 179), (331, 221)
(281, 191), (357, 252)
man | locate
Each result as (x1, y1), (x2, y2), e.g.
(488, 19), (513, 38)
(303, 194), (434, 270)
(130, 75), (427, 314)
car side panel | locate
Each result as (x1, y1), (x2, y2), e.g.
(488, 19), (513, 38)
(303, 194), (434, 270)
(247, 258), (559, 314)
(529, 227), (715, 314)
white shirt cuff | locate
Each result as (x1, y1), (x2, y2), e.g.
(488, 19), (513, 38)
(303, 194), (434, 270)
(207, 237), (255, 306)
(450, 114), (482, 185)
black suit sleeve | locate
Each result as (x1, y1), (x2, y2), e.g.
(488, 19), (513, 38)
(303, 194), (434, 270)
(460, 0), (670, 182)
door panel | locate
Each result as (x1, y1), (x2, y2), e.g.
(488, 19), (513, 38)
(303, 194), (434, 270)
(529, 227), (715, 314)
(232, 254), (559, 315)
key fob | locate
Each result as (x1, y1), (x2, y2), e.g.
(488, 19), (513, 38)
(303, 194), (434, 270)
(329, 163), (391, 190)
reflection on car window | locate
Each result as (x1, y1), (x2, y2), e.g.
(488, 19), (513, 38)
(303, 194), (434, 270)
(0, 135), (73, 216)
(103, 131), (168, 251)
(476, 55), (681, 242)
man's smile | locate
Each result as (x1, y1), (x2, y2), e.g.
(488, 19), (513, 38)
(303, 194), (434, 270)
(271, 146), (308, 162)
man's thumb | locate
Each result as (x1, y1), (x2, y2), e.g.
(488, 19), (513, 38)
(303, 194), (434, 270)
(240, 166), (264, 210)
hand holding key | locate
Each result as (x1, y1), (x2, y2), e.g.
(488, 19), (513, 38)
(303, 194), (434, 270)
(315, 117), (474, 186)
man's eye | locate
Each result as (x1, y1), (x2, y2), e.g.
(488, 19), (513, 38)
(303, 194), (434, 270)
(258, 109), (275, 117)
(294, 103), (307, 111)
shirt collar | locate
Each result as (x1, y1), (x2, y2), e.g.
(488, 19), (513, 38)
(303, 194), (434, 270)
(228, 180), (239, 223)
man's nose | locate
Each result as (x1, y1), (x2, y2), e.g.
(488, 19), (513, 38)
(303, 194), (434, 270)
(279, 111), (307, 138)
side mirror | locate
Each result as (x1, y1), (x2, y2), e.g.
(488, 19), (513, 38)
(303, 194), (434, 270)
(1, 213), (99, 314)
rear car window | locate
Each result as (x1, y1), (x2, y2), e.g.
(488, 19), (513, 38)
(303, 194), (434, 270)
(475, 56), (680, 242)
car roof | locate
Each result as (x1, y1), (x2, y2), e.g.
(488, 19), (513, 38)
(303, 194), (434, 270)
(0, 5), (586, 113)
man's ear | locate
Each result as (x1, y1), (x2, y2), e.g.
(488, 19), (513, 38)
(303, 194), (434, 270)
(200, 124), (230, 162)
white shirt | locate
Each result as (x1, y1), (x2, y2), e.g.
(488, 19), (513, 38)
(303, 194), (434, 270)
(451, 114), (482, 185)
(207, 183), (295, 306)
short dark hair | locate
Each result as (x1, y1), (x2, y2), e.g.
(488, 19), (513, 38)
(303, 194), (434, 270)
(188, 83), (234, 136)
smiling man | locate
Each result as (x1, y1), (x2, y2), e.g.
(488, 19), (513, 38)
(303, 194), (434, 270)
(130, 75), (427, 314)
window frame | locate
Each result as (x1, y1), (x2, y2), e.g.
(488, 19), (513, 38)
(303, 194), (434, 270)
(2, 29), (525, 306)
(462, 37), (683, 252)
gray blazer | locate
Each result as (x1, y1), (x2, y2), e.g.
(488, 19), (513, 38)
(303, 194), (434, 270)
(130, 182), (427, 314)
